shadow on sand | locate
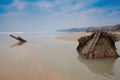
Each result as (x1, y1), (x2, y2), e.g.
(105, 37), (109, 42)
(10, 41), (26, 48)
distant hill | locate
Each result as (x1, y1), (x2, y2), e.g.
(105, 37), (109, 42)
(57, 24), (120, 32)
(86, 24), (120, 32)
(57, 28), (87, 32)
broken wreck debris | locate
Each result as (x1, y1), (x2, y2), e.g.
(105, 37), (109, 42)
(9, 34), (27, 42)
(77, 30), (120, 59)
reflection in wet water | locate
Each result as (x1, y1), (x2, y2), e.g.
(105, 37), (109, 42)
(10, 41), (26, 48)
(77, 53), (117, 78)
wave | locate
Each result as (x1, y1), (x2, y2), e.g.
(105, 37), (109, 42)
(0, 32), (24, 34)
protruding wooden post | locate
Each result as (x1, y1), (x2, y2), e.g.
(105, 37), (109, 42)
(9, 34), (27, 42)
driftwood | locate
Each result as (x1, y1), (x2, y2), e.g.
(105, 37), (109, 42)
(77, 30), (120, 59)
(9, 34), (27, 42)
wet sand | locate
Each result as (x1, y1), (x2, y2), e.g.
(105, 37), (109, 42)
(0, 32), (120, 80)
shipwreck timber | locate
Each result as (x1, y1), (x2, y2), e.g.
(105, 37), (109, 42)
(9, 34), (27, 42)
(77, 30), (120, 59)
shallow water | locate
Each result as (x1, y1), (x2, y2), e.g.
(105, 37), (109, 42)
(0, 33), (120, 80)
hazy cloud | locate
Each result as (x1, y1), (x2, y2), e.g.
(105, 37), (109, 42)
(0, 0), (120, 31)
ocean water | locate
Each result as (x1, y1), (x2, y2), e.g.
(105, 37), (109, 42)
(0, 32), (120, 80)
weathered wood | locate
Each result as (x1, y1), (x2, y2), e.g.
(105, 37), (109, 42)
(9, 34), (27, 42)
(108, 33), (120, 42)
(77, 30), (120, 59)
(90, 30), (101, 52)
(77, 33), (95, 50)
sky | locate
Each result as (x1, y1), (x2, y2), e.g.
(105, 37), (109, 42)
(0, 0), (120, 32)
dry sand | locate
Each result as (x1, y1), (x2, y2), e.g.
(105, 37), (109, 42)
(56, 32), (91, 41)
(56, 32), (120, 42)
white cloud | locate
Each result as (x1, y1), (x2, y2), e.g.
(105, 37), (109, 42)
(13, 0), (26, 10)
(1, 11), (26, 17)
(72, 3), (84, 10)
(36, 0), (98, 15)
(0, 0), (120, 31)
(0, 0), (27, 16)
(0, 0), (99, 16)
(80, 8), (104, 16)
(4, 0), (26, 10)
(38, 2), (54, 9)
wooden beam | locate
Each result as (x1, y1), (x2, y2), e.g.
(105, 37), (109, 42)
(90, 30), (101, 52)
(9, 34), (27, 42)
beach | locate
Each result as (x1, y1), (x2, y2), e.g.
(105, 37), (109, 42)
(56, 32), (92, 41)
(0, 32), (120, 80)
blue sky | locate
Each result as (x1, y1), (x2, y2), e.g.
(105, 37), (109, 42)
(0, 0), (120, 32)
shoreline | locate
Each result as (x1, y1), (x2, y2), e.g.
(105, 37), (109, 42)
(56, 31), (120, 42)
(56, 32), (92, 41)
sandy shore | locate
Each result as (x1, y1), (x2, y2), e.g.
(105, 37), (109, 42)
(0, 32), (120, 80)
(56, 32), (120, 42)
(56, 32), (91, 41)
